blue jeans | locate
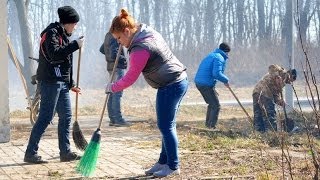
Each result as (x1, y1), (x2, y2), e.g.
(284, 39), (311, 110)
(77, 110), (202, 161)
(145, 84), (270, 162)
(156, 78), (188, 170)
(107, 68), (125, 123)
(252, 93), (277, 132)
(25, 81), (72, 155)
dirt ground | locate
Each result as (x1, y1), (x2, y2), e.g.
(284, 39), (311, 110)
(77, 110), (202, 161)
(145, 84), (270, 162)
(8, 85), (319, 179)
(10, 112), (319, 180)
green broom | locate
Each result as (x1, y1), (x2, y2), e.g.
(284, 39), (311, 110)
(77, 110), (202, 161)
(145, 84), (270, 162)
(76, 45), (123, 177)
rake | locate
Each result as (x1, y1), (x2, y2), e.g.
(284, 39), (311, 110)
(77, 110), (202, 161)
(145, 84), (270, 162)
(227, 86), (253, 124)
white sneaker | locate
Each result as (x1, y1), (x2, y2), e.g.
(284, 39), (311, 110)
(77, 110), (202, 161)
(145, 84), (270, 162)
(153, 165), (180, 177)
(145, 162), (166, 175)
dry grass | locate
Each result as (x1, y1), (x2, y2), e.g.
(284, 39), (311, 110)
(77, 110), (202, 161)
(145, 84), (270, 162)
(9, 85), (319, 179)
(126, 116), (319, 179)
(9, 84), (307, 119)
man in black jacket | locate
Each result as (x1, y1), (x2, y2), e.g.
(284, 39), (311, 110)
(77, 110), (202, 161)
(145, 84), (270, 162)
(24, 6), (84, 164)
(100, 32), (130, 127)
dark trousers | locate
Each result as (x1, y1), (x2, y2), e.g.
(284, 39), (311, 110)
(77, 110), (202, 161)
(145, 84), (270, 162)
(252, 93), (277, 132)
(196, 84), (220, 128)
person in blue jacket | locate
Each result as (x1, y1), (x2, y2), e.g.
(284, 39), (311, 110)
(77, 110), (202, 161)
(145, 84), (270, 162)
(194, 42), (231, 128)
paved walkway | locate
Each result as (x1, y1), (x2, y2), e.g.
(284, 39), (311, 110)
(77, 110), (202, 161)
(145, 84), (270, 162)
(0, 116), (161, 179)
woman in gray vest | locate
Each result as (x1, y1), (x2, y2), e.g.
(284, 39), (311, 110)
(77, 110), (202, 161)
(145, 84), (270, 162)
(106, 9), (188, 178)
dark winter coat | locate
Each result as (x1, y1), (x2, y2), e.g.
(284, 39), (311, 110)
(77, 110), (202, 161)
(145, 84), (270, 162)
(99, 32), (127, 71)
(36, 22), (79, 88)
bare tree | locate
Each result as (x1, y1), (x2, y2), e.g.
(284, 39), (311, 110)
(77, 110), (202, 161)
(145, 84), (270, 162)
(12, 0), (36, 95)
(235, 0), (245, 46)
(204, 0), (216, 47)
(266, 0), (275, 41)
(317, 0), (320, 46)
(221, 0), (228, 42)
(153, 0), (161, 31)
(138, 0), (150, 24)
(257, 0), (266, 46)
(297, 0), (316, 44)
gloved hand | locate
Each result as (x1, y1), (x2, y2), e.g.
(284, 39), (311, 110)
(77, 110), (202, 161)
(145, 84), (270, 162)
(105, 83), (113, 94)
(76, 36), (84, 48)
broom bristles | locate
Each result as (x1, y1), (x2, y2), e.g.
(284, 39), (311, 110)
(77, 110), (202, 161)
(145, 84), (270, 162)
(72, 121), (88, 151)
(76, 129), (101, 177)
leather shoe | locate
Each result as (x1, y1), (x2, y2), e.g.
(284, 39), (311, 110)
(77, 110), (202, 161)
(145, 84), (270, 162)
(114, 120), (131, 127)
(60, 152), (81, 162)
(24, 154), (48, 164)
(109, 121), (115, 126)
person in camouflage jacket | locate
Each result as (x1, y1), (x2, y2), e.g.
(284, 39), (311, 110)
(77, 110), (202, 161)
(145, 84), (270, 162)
(252, 64), (297, 132)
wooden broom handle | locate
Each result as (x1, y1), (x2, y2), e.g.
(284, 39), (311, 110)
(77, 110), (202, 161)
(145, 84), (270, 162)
(75, 47), (82, 122)
(98, 45), (123, 129)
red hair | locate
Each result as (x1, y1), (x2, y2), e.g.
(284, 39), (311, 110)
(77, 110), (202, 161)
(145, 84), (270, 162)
(109, 9), (136, 33)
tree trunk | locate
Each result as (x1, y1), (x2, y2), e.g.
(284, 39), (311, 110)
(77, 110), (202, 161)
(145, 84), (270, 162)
(298, 0), (316, 45)
(154, 0), (161, 32)
(204, 0), (215, 47)
(221, 0), (227, 42)
(139, 0), (150, 24)
(257, 0), (266, 45)
(13, 0), (36, 95)
(236, 0), (244, 46)
(266, 0), (275, 41)
(317, 0), (320, 46)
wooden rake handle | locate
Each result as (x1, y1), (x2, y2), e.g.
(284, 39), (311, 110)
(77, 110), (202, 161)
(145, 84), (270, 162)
(97, 45), (123, 129)
(227, 86), (253, 124)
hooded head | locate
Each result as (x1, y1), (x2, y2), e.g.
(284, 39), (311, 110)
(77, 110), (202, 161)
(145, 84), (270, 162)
(58, 6), (79, 24)
(285, 69), (297, 83)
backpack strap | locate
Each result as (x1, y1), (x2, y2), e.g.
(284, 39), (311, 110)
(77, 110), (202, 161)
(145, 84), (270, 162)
(40, 32), (62, 62)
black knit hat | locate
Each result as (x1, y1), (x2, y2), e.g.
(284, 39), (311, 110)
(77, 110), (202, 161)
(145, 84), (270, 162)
(58, 6), (79, 24)
(219, 42), (231, 52)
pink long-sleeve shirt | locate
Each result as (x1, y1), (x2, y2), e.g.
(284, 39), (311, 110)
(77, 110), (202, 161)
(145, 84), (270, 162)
(111, 49), (150, 92)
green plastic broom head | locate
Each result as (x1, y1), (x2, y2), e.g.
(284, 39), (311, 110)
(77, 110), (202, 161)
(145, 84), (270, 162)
(76, 128), (101, 177)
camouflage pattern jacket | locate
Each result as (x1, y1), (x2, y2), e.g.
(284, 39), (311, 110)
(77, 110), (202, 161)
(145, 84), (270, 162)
(252, 64), (287, 104)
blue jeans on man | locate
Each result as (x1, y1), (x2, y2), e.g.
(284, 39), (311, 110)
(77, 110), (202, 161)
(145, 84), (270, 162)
(252, 93), (277, 132)
(107, 68), (130, 126)
(156, 78), (188, 170)
(25, 81), (79, 163)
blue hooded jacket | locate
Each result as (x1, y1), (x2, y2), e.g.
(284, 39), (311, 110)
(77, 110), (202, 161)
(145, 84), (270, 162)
(194, 48), (229, 87)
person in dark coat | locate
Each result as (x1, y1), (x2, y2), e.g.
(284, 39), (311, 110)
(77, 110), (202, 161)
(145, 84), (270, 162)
(24, 6), (84, 164)
(100, 32), (130, 127)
